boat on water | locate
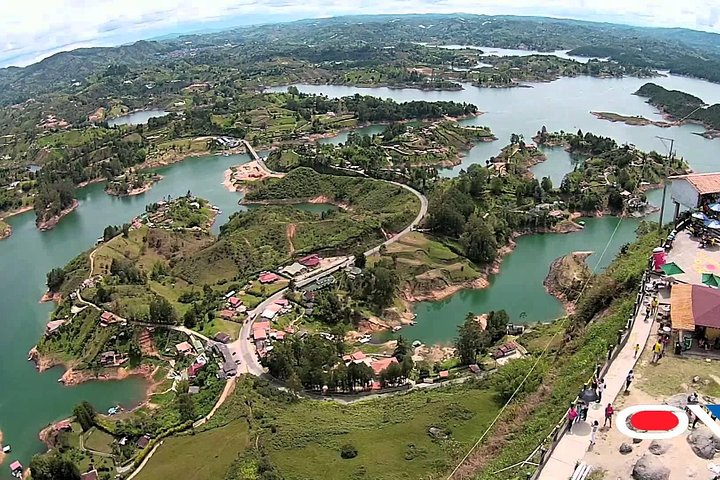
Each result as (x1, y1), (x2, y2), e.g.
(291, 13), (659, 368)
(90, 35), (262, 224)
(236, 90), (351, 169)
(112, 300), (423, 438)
(2, 445), (10, 453)
(392, 325), (402, 332)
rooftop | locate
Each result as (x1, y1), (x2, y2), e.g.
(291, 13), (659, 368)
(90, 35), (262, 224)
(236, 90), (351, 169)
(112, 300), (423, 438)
(672, 172), (720, 195)
(662, 232), (720, 286)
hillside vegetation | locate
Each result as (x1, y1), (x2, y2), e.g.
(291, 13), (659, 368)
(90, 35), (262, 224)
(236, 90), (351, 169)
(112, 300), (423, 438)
(174, 169), (418, 285)
(636, 82), (720, 130)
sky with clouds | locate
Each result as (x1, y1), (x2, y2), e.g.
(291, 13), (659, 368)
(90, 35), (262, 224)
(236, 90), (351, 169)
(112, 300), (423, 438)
(2, 0), (720, 67)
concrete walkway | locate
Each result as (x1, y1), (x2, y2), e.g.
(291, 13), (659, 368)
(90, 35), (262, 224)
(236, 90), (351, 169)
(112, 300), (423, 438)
(538, 290), (666, 479)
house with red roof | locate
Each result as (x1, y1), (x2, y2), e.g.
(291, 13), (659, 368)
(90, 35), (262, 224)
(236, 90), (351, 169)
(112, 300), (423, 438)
(220, 309), (236, 320)
(228, 297), (242, 308)
(299, 254), (321, 268)
(259, 272), (280, 284)
(99, 311), (124, 327)
(188, 362), (205, 378)
(371, 357), (398, 376)
(254, 321), (270, 332)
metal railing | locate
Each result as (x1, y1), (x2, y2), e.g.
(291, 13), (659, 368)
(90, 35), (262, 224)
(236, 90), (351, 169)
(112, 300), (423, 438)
(522, 271), (650, 480)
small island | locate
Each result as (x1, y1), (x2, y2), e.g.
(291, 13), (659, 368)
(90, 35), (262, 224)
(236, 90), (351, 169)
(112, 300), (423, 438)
(105, 170), (162, 197)
(634, 82), (720, 138)
(590, 111), (674, 128)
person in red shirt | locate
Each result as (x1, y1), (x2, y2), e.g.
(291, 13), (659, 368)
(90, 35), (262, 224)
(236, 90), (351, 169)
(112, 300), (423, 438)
(604, 403), (614, 427)
(567, 403), (579, 432)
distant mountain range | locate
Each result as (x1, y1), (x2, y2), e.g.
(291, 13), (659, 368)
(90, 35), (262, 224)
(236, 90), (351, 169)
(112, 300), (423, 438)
(2, 13), (720, 106)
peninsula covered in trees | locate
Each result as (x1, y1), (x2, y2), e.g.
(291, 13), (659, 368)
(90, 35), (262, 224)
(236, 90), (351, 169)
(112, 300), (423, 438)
(635, 82), (720, 137)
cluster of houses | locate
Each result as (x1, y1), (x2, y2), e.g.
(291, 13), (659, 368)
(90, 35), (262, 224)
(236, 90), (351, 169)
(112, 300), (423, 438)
(280, 254), (322, 278)
(214, 136), (241, 149)
(37, 114), (70, 130)
(220, 291), (249, 321)
(99, 351), (129, 367)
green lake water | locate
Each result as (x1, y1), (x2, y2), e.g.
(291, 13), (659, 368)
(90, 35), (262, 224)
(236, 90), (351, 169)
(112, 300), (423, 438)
(4, 72), (720, 473)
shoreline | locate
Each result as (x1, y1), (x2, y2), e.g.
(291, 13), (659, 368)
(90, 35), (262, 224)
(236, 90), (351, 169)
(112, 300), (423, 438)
(401, 221), (585, 313)
(0, 429), (5, 466)
(105, 175), (163, 197)
(37, 199), (80, 232)
(0, 222), (11, 240)
(543, 251), (593, 315)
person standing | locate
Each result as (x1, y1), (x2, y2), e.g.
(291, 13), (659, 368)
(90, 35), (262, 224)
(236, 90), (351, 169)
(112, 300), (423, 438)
(596, 378), (605, 403)
(651, 296), (659, 316)
(625, 370), (634, 392)
(589, 420), (599, 449)
(634, 343), (640, 358)
(604, 403), (614, 427)
(567, 404), (578, 432)
(652, 341), (662, 363)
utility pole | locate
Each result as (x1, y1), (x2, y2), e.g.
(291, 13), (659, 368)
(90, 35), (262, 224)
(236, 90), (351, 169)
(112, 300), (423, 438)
(656, 136), (675, 160)
(658, 182), (668, 233)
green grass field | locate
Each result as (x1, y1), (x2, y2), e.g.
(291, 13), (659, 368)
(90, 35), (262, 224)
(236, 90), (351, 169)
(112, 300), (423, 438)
(371, 232), (483, 298)
(188, 378), (502, 480)
(84, 427), (115, 454)
(268, 386), (500, 480)
(135, 421), (250, 480)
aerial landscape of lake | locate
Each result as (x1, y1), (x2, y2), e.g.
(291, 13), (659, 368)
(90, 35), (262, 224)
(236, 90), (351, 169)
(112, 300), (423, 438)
(3, 55), (720, 469)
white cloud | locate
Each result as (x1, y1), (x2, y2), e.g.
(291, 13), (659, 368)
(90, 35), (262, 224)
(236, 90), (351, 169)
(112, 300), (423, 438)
(1, 0), (719, 67)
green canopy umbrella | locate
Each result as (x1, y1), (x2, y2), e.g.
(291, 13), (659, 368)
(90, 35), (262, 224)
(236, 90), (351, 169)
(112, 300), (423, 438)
(702, 273), (720, 287)
(661, 262), (684, 276)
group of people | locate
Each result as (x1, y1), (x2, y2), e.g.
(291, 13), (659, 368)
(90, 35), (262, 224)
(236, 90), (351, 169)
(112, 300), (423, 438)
(566, 400), (613, 449)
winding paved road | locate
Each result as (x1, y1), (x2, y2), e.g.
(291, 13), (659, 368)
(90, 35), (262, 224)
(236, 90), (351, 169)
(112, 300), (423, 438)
(228, 176), (428, 377)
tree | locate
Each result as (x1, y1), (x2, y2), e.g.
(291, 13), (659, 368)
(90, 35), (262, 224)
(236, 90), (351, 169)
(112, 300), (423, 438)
(541, 176), (553, 192)
(486, 310), (509, 342)
(95, 284), (111, 304)
(287, 372), (303, 397)
(393, 335), (409, 361)
(608, 190), (624, 213)
(364, 265), (398, 309)
(73, 401), (96, 432)
(354, 250), (367, 269)
(455, 313), (490, 365)
(491, 357), (547, 402)
(46, 267), (66, 292)
(29, 453), (81, 480)
(149, 295), (177, 324)
(176, 393), (196, 422)
(461, 214), (497, 264)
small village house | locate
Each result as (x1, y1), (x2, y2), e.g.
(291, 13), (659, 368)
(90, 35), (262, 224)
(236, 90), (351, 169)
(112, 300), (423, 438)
(299, 254), (321, 268)
(45, 319), (65, 336)
(259, 272), (280, 284)
(371, 357), (399, 376)
(80, 469), (99, 480)
(175, 341), (194, 356)
(671, 283), (720, 354)
(228, 296), (242, 309)
(214, 332), (231, 344)
(136, 435), (151, 449)
(671, 172), (720, 220)
(281, 262), (306, 277)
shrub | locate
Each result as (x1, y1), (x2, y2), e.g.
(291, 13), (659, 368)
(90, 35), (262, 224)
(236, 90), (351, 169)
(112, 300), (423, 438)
(340, 443), (358, 459)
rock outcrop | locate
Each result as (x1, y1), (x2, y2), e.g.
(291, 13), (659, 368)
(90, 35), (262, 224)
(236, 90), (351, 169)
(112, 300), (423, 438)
(687, 427), (720, 459)
(648, 440), (670, 455)
(619, 443), (634, 454)
(632, 453), (670, 480)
